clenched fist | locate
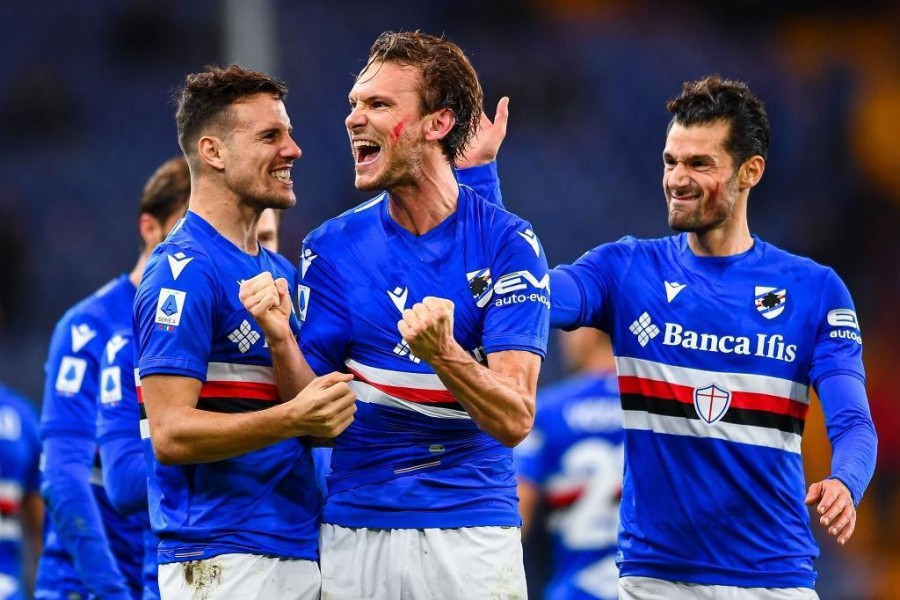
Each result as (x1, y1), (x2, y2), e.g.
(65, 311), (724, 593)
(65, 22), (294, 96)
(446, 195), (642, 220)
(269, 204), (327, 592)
(397, 296), (456, 362)
(239, 271), (292, 344)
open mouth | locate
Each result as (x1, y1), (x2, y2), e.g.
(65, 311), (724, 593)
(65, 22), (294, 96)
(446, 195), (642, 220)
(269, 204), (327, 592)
(353, 140), (382, 165)
(272, 167), (292, 184)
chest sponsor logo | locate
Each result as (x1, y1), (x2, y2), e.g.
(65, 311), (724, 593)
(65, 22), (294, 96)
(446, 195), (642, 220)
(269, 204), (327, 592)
(300, 248), (317, 279)
(228, 320), (261, 354)
(693, 384), (731, 425)
(664, 281), (687, 303)
(100, 366), (123, 405)
(55, 356), (88, 395)
(493, 270), (550, 309)
(297, 284), (310, 322)
(105, 334), (129, 363)
(466, 269), (493, 308)
(71, 323), (97, 353)
(629, 312), (661, 347)
(167, 252), (193, 281)
(155, 288), (186, 330)
(754, 286), (786, 320)
(388, 287), (408, 313)
(663, 322), (797, 362)
(517, 229), (541, 257)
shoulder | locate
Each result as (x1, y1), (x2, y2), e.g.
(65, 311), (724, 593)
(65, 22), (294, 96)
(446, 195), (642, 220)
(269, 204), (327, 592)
(50, 277), (126, 355)
(757, 239), (837, 281)
(306, 192), (387, 249)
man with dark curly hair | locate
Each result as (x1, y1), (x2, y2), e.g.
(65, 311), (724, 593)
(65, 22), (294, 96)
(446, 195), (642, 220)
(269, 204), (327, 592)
(491, 75), (878, 600)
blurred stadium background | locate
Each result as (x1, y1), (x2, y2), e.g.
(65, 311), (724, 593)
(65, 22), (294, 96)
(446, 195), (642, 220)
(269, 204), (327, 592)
(0, 1), (897, 598)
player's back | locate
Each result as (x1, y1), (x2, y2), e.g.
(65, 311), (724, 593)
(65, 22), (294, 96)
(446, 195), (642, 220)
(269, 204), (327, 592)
(37, 276), (145, 598)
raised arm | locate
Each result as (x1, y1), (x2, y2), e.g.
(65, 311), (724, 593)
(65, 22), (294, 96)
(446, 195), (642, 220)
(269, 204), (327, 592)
(455, 97), (509, 207)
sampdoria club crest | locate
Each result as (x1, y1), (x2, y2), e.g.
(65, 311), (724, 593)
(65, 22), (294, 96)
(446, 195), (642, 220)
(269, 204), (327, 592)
(754, 286), (786, 320)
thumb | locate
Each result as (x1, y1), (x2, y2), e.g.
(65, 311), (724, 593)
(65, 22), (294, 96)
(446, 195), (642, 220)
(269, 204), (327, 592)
(494, 96), (509, 129)
(805, 481), (823, 505)
(315, 372), (355, 388)
(275, 277), (289, 297)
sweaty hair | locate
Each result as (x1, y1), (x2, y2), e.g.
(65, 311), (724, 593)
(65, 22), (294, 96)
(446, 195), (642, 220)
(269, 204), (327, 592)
(361, 31), (483, 162)
(173, 64), (288, 158)
(138, 156), (190, 248)
(666, 75), (770, 165)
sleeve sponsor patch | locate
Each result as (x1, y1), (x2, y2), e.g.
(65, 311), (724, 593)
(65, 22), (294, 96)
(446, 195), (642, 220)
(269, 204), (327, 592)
(827, 308), (859, 330)
(55, 356), (88, 395)
(100, 366), (122, 405)
(155, 288), (187, 329)
(297, 284), (310, 322)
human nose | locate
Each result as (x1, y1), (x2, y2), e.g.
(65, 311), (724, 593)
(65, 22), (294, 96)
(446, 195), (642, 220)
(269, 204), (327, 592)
(284, 135), (302, 160)
(345, 104), (365, 130)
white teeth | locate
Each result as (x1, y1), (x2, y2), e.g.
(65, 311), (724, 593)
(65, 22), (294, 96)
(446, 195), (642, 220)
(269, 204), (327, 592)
(272, 169), (290, 182)
(353, 140), (379, 149)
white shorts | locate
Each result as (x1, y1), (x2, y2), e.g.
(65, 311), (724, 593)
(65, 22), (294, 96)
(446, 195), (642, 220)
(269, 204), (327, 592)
(618, 576), (819, 600)
(158, 553), (320, 600)
(320, 524), (526, 599)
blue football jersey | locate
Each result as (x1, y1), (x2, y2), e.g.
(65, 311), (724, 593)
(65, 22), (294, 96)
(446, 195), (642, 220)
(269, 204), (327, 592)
(515, 372), (623, 600)
(97, 328), (159, 600)
(37, 275), (145, 599)
(0, 384), (40, 598)
(555, 234), (866, 588)
(298, 186), (550, 529)
(134, 212), (320, 564)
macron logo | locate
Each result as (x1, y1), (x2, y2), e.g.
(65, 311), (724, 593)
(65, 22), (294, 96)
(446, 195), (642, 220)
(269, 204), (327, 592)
(387, 287), (408, 313)
(105, 335), (129, 363)
(664, 281), (687, 303)
(301, 248), (318, 279)
(167, 252), (193, 281)
(71, 324), (97, 353)
(517, 229), (541, 258)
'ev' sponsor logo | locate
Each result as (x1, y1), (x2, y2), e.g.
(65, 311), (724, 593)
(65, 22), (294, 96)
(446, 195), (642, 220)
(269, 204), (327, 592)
(827, 308), (862, 345)
(493, 270), (550, 309)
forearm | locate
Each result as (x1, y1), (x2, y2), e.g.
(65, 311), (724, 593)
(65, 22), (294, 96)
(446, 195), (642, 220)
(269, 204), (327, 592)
(150, 402), (298, 465)
(21, 492), (42, 598)
(429, 345), (535, 447)
(818, 373), (877, 505)
(41, 438), (129, 596)
(99, 436), (148, 514)
(267, 335), (317, 400)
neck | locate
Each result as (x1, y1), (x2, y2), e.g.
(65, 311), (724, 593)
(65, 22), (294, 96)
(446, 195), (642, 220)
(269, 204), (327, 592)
(386, 163), (459, 236)
(685, 199), (753, 257)
(129, 249), (152, 288)
(189, 179), (260, 254)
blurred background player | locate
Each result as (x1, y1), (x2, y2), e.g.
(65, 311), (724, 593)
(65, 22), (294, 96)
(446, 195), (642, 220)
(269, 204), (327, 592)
(96, 207), (280, 600)
(0, 382), (42, 600)
(515, 328), (623, 600)
(36, 157), (190, 600)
